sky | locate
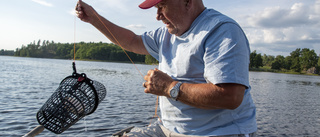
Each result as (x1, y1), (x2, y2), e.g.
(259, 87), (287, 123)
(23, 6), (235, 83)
(1, 0), (319, 56)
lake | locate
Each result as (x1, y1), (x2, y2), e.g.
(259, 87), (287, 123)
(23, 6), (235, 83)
(1, 56), (320, 137)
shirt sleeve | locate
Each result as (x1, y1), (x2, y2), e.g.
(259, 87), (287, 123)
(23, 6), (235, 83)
(141, 27), (167, 61)
(203, 23), (250, 88)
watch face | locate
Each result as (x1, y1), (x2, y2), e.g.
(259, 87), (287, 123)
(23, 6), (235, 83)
(171, 89), (178, 98)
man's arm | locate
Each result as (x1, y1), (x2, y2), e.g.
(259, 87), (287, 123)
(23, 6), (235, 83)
(178, 82), (245, 110)
(76, 0), (148, 55)
(143, 69), (245, 110)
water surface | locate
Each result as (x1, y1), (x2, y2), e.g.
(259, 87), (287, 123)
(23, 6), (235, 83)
(1, 56), (319, 136)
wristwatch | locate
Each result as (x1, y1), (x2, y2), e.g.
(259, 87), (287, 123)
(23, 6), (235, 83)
(170, 82), (182, 101)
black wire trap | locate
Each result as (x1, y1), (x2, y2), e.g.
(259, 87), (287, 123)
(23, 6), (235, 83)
(36, 62), (106, 134)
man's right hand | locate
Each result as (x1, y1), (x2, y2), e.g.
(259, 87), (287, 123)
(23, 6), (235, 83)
(75, 0), (98, 24)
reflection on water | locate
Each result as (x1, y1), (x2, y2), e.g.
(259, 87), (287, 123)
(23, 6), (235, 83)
(250, 72), (320, 136)
(1, 56), (320, 136)
(286, 80), (318, 86)
(90, 69), (118, 75)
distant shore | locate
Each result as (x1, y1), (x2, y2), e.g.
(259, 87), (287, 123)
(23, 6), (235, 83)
(2, 55), (319, 76)
(249, 66), (319, 76)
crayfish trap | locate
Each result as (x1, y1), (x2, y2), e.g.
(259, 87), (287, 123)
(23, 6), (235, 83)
(36, 62), (106, 134)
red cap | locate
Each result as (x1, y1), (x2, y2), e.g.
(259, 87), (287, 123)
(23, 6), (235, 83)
(139, 0), (162, 9)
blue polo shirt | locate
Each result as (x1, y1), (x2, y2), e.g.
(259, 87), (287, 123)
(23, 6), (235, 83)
(141, 8), (257, 136)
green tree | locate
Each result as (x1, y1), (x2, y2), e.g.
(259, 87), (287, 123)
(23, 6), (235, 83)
(262, 54), (275, 66)
(271, 55), (285, 70)
(300, 48), (318, 70)
(290, 48), (301, 72)
(318, 55), (320, 67)
(145, 55), (158, 64)
(250, 50), (263, 68)
(283, 56), (292, 70)
(317, 56), (320, 74)
(14, 48), (20, 56)
(0, 49), (14, 56)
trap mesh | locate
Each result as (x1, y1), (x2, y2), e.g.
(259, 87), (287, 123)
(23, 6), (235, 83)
(37, 73), (106, 134)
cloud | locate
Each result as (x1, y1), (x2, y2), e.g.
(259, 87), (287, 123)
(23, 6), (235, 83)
(248, 3), (315, 28)
(315, 0), (320, 12)
(126, 24), (146, 29)
(244, 0), (320, 56)
(94, 0), (141, 13)
(32, 0), (53, 7)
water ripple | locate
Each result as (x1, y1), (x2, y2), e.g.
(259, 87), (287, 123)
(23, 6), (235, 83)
(1, 57), (320, 136)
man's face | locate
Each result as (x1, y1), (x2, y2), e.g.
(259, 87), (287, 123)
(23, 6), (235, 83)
(155, 0), (189, 36)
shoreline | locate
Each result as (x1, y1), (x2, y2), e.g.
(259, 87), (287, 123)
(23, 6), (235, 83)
(249, 67), (320, 76)
(2, 55), (319, 76)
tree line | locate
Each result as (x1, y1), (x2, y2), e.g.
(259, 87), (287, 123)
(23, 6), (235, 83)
(2, 39), (319, 74)
(250, 48), (320, 74)
(0, 49), (14, 56)
(11, 40), (158, 64)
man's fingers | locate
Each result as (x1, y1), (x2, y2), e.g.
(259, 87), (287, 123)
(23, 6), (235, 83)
(143, 82), (147, 88)
(145, 69), (155, 81)
(75, 0), (81, 11)
(147, 69), (153, 75)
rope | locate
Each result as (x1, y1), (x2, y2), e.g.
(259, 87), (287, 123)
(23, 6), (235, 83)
(150, 96), (160, 125)
(74, 15), (77, 62)
(79, 10), (160, 124)
(92, 12), (145, 78)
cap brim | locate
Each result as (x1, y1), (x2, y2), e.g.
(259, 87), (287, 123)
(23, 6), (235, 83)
(139, 0), (162, 9)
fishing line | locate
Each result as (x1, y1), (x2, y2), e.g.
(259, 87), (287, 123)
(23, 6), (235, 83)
(91, 9), (160, 124)
(92, 11), (144, 77)
(74, 15), (77, 62)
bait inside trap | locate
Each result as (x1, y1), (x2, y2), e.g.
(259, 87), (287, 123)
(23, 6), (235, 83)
(36, 62), (106, 134)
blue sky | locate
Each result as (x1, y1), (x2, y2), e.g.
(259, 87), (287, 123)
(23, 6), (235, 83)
(1, 0), (319, 56)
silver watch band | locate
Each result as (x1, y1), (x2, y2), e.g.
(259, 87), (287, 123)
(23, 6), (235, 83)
(172, 82), (182, 101)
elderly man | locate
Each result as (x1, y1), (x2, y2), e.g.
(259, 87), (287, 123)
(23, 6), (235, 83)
(76, 0), (257, 136)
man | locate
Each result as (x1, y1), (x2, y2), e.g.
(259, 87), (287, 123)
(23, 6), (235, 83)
(76, 0), (257, 136)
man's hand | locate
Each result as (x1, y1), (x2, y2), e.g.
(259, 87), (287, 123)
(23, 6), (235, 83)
(143, 68), (175, 97)
(75, 0), (98, 24)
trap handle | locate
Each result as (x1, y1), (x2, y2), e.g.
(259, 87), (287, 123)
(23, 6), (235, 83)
(72, 62), (77, 74)
(22, 125), (44, 137)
